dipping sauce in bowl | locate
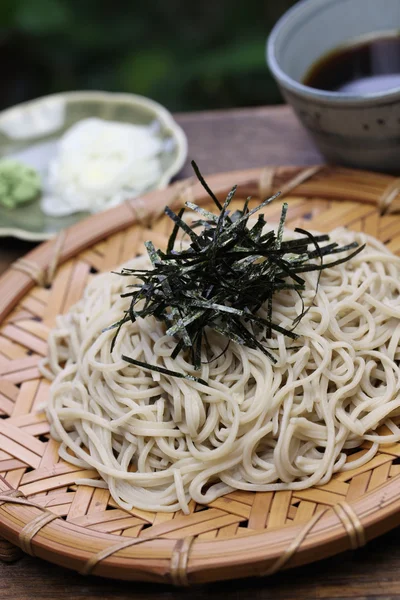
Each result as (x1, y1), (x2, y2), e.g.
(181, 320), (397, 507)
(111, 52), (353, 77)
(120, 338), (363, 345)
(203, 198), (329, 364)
(267, 0), (400, 171)
(303, 32), (400, 95)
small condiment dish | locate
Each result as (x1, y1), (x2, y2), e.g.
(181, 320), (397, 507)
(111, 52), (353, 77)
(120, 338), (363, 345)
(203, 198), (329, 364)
(267, 0), (400, 172)
(0, 91), (187, 240)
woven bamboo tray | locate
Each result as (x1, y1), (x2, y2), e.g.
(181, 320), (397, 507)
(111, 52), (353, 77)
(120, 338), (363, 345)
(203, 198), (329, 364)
(1, 164), (400, 585)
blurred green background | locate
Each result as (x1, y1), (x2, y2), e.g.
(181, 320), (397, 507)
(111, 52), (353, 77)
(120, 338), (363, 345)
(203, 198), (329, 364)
(0, 0), (298, 113)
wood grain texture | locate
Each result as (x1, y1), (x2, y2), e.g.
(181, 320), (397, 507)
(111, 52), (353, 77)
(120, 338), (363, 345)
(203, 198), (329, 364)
(175, 105), (323, 178)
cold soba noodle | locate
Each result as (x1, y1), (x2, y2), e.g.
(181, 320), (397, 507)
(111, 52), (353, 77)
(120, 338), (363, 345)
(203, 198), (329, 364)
(41, 228), (400, 513)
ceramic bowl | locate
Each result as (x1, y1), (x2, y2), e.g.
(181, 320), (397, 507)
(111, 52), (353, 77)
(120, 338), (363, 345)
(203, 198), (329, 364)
(267, 0), (400, 172)
(0, 91), (187, 240)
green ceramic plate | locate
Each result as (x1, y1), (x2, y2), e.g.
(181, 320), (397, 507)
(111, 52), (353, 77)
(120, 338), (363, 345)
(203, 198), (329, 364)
(0, 91), (187, 240)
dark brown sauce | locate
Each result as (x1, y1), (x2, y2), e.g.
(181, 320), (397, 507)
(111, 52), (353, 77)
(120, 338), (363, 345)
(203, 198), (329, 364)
(303, 33), (400, 94)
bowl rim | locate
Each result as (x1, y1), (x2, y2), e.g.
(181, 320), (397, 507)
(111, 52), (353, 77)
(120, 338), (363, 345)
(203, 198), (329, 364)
(266, 0), (400, 105)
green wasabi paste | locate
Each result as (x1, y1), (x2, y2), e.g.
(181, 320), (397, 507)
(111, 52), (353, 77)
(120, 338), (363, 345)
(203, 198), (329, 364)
(0, 159), (41, 209)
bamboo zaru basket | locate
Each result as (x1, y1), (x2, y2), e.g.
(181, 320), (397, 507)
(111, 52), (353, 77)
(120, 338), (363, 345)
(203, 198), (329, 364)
(1, 164), (400, 585)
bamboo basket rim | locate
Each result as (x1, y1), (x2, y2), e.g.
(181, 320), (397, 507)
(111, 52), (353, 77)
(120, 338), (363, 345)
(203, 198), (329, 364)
(1, 164), (400, 585)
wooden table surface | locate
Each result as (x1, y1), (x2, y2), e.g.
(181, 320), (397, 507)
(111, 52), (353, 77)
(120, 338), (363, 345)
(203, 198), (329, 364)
(2, 105), (398, 600)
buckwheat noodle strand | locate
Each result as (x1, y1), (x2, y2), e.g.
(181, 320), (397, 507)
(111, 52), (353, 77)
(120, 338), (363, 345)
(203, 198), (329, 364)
(41, 228), (400, 513)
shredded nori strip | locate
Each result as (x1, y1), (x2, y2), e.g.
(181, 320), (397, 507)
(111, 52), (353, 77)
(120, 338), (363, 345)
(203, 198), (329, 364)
(111, 161), (365, 382)
(122, 355), (208, 386)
